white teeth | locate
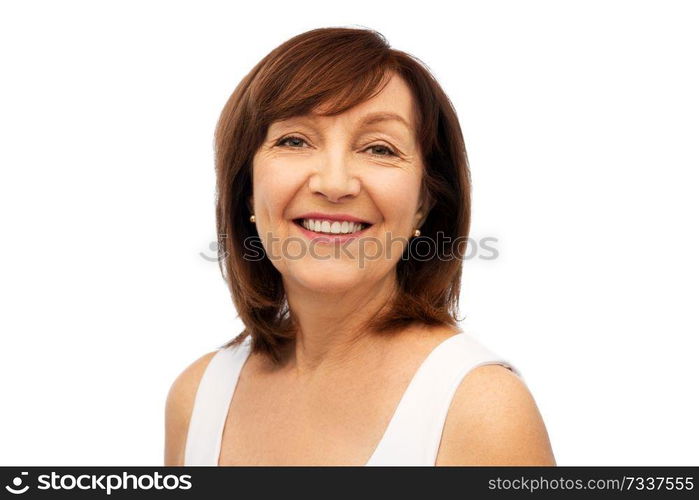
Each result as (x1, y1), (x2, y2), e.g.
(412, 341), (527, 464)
(300, 218), (366, 234)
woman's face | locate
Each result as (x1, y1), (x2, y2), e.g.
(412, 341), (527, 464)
(251, 72), (426, 293)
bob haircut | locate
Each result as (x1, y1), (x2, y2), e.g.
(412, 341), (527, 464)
(215, 27), (471, 363)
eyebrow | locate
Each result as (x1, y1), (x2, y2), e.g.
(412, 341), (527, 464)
(278, 111), (411, 129)
(358, 111), (412, 130)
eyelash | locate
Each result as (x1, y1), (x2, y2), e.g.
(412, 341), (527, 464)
(275, 135), (398, 157)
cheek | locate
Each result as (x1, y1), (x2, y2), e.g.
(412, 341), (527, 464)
(367, 167), (422, 230)
(252, 157), (312, 270)
(253, 158), (304, 221)
(360, 168), (422, 265)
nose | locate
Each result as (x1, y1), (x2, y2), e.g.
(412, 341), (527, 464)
(308, 151), (361, 203)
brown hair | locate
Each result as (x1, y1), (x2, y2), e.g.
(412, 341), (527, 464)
(215, 27), (471, 363)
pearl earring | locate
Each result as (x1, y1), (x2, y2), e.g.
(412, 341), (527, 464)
(249, 214), (256, 223)
(413, 228), (421, 237)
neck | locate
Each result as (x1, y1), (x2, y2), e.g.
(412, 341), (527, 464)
(281, 273), (398, 377)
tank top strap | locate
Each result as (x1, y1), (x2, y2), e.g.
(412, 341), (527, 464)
(366, 332), (521, 466)
(183, 336), (252, 465)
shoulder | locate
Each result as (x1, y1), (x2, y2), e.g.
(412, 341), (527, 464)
(164, 350), (219, 466)
(436, 363), (556, 465)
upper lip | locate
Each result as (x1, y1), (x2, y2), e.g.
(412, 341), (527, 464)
(294, 212), (373, 225)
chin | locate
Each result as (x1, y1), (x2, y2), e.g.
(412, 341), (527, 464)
(287, 262), (367, 293)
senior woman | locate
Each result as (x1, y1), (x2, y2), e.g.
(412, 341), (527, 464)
(165, 27), (555, 466)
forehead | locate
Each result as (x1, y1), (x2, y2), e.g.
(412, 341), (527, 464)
(273, 72), (418, 132)
(326, 72), (416, 120)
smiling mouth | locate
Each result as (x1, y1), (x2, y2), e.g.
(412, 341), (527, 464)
(292, 218), (373, 235)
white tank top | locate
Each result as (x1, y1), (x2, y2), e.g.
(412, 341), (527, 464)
(183, 332), (521, 466)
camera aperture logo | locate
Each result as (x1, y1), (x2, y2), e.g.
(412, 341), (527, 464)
(5, 472), (29, 494)
(4, 471), (192, 495)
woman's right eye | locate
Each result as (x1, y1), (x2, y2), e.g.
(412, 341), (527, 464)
(276, 136), (307, 148)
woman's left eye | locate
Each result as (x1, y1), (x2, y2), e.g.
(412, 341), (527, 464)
(366, 144), (396, 157)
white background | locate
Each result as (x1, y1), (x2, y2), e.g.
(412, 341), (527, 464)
(1, 0), (697, 466)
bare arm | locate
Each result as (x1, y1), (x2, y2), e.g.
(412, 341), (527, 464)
(436, 364), (556, 466)
(164, 351), (218, 466)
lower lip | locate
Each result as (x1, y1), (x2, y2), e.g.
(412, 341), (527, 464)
(292, 220), (372, 244)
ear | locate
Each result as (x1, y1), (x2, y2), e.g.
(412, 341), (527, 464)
(247, 195), (254, 214)
(414, 191), (434, 228)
